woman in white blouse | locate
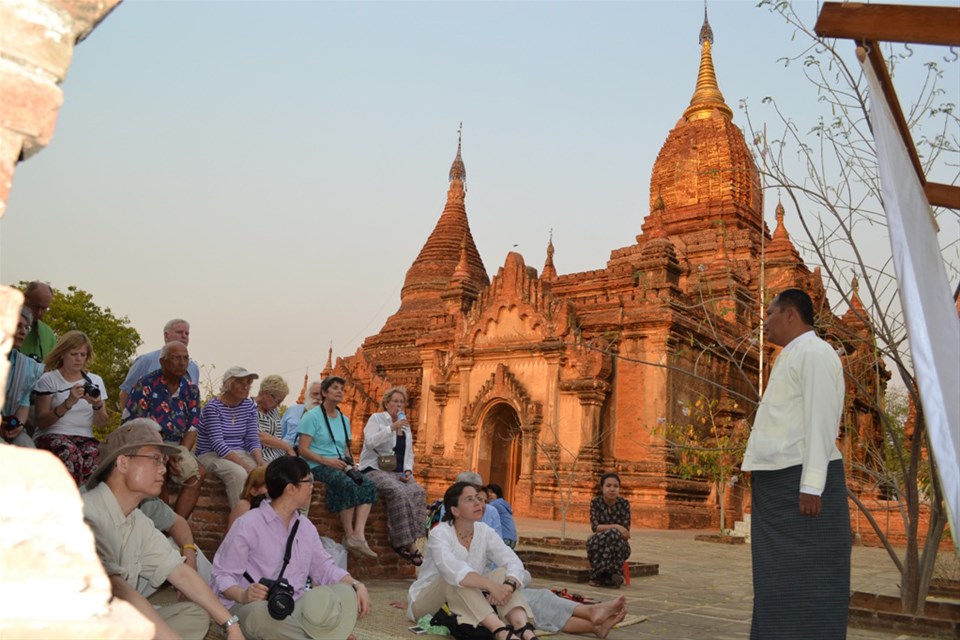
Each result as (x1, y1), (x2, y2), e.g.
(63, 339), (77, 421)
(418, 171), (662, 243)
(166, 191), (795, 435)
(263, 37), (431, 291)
(408, 481), (540, 640)
(359, 386), (427, 565)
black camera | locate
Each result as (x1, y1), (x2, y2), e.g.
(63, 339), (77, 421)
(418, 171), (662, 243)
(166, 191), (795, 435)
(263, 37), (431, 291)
(83, 382), (101, 398)
(259, 577), (295, 620)
(345, 465), (364, 485)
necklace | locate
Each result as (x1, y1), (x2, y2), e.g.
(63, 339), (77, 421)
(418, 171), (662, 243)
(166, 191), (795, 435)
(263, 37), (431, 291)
(456, 527), (474, 545)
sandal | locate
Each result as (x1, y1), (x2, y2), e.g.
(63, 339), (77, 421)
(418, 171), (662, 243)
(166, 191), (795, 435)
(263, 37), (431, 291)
(492, 625), (516, 640)
(514, 622), (541, 640)
(394, 545), (424, 566)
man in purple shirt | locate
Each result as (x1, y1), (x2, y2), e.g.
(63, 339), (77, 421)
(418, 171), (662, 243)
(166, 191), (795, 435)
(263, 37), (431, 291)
(211, 456), (370, 639)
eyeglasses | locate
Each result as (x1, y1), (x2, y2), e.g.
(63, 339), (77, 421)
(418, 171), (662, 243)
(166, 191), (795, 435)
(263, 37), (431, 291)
(126, 453), (169, 467)
(297, 478), (314, 484)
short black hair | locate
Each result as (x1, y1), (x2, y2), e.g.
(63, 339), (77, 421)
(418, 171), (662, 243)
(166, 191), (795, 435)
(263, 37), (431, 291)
(320, 376), (346, 398)
(774, 288), (815, 327)
(485, 483), (504, 500)
(265, 456), (311, 499)
(442, 481), (475, 523)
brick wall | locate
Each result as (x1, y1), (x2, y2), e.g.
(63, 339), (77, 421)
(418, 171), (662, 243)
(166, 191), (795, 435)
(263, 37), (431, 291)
(182, 477), (418, 580)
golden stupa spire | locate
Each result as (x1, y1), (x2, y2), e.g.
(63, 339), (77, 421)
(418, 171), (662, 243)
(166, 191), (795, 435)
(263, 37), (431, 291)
(321, 343), (334, 379)
(683, 2), (733, 122)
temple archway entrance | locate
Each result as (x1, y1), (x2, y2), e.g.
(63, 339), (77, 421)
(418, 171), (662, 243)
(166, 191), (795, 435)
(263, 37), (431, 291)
(476, 402), (522, 503)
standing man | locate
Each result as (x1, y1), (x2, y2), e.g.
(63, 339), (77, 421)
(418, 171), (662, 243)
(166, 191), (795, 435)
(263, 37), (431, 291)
(741, 288), (851, 639)
(83, 419), (244, 640)
(120, 318), (200, 411)
(20, 281), (56, 361)
(125, 341), (206, 520)
(211, 455), (370, 639)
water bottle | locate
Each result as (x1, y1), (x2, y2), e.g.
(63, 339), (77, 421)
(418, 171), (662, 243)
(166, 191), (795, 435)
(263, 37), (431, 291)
(397, 410), (407, 423)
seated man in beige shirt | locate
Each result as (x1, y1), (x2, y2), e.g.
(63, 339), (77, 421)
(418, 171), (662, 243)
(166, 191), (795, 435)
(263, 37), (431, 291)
(83, 419), (244, 640)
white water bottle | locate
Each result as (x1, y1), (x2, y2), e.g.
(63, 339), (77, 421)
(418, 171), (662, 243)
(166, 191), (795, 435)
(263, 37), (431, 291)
(397, 410), (407, 423)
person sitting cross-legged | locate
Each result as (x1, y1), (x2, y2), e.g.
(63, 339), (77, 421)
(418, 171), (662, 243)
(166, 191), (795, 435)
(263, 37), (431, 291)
(211, 456), (370, 640)
(409, 481), (540, 640)
(82, 419), (243, 640)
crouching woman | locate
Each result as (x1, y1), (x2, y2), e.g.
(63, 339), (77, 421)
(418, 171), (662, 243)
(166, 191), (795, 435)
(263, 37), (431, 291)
(409, 481), (540, 640)
(211, 456), (370, 639)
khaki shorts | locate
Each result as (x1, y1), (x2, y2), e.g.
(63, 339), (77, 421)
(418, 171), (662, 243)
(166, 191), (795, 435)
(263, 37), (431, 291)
(168, 444), (201, 485)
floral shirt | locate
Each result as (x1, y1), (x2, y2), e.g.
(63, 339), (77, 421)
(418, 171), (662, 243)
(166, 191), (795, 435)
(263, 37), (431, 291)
(124, 370), (201, 444)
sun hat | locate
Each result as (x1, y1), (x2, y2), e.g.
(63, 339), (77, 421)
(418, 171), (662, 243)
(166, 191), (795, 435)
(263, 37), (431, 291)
(222, 366), (259, 387)
(298, 583), (358, 638)
(86, 419), (180, 489)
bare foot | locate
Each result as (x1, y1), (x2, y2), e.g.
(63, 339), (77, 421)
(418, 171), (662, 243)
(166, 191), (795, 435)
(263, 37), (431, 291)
(594, 607), (628, 639)
(588, 595), (627, 625)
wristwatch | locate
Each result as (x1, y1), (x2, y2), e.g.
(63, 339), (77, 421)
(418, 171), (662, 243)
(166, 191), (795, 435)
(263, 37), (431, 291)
(221, 614), (240, 631)
(351, 580), (363, 591)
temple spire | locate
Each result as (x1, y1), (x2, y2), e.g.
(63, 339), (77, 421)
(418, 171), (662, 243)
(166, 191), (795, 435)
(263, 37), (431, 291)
(683, 3), (733, 122)
(321, 343), (334, 379)
(542, 230), (557, 281)
(295, 371), (308, 404)
(449, 122), (466, 184)
(451, 234), (471, 282)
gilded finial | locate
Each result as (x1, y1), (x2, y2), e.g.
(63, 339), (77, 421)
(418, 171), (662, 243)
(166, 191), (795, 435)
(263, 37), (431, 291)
(449, 123), (466, 183)
(699, 1), (713, 45)
(542, 230), (558, 280)
(683, 4), (732, 122)
(852, 273), (860, 295)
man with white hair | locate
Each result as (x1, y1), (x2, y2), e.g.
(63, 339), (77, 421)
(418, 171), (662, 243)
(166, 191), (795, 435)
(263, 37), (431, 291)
(119, 318), (200, 410)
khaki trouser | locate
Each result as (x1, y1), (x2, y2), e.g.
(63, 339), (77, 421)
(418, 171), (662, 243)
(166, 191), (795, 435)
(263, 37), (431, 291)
(198, 451), (255, 508)
(235, 584), (358, 640)
(412, 567), (534, 628)
(157, 601), (211, 640)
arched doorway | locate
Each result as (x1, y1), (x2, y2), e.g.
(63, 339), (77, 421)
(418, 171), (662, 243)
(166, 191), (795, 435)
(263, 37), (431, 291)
(476, 402), (522, 503)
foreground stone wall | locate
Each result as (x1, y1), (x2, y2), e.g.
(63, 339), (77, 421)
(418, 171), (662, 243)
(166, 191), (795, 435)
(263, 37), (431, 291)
(183, 477), (418, 580)
(0, 447), (153, 639)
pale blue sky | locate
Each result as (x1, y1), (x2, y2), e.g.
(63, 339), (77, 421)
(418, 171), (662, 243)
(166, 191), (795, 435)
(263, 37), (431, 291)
(2, 0), (957, 400)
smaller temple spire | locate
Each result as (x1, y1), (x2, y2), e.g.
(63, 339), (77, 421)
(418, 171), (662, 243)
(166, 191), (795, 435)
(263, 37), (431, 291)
(451, 234), (471, 282)
(449, 122), (466, 184)
(321, 343), (334, 379)
(683, 3), (733, 122)
(772, 198), (789, 240)
(295, 371), (308, 404)
(542, 229), (558, 281)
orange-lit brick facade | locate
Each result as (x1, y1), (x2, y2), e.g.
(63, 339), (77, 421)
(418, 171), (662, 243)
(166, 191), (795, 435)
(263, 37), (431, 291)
(331, 17), (887, 529)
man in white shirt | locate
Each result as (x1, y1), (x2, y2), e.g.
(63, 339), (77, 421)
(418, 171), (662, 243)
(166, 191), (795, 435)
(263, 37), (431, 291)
(742, 288), (851, 639)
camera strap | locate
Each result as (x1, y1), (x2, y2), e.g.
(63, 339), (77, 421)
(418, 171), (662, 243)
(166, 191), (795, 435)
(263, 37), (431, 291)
(243, 519), (301, 585)
(320, 407), (350, 461)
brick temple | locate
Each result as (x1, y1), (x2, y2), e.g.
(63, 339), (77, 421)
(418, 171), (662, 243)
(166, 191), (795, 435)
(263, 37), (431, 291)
(327, 14), (887, 529)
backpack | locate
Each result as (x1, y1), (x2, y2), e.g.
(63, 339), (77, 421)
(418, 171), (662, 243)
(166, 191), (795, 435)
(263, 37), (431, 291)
(425, 498), (444, 535)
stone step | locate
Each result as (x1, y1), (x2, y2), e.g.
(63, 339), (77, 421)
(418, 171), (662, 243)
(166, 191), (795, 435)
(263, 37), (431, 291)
(517, 549), (658, 583)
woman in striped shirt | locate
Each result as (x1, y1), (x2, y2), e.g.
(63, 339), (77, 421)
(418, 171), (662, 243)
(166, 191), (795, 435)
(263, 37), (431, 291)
(196, 366), (266, 507)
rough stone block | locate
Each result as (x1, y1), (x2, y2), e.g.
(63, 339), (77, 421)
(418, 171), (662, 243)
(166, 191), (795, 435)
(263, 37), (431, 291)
(0, 0), (74, 80)
(0, 59), (63, 153)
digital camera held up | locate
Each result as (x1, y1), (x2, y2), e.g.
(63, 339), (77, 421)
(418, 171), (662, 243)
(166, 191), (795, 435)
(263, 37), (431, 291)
(259, 577), (295, 620)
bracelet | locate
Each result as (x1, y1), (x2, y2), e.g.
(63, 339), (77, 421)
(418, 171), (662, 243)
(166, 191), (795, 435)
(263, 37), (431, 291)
(180, 543), (198, 555)
(91, 403), (104, 411)
(504, 579), (518, 592)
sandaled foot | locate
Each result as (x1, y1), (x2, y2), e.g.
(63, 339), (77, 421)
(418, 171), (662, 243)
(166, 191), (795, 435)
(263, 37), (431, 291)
(492, 625), (515, 640)
(394, 545), (423, 566)
(514, 622), (541, 640)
